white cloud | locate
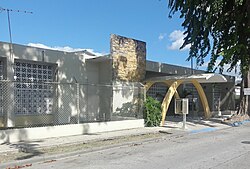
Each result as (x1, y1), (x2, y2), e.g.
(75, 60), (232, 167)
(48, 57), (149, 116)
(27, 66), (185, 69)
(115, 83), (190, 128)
(167, 30), (191, 51)
(158, 33), (167, 41)
(27, 43), (106, 56)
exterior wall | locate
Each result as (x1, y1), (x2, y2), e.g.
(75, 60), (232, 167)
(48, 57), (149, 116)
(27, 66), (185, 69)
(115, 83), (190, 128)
(0, 42), (88, 127)
(0, 43), (87, 83)
(84, 62), (100, 121)
(99, 60), (112, 84)
(112, 82), (144, 121)
(0, 39), (145, 128)
(99, 60), (112, 121)
(110, 35), (146, 120)
(202, 82), (235, 113)
(111, 34), (146, 82)
(146, 60), (204, 77)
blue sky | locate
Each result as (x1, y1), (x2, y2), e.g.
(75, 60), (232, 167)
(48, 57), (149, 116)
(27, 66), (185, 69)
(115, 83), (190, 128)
(0, 0), (213, 71)
(0, 0), (193, 67)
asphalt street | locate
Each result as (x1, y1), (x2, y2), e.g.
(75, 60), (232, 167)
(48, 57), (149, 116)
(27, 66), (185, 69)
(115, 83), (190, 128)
(26, 122), (250, 169)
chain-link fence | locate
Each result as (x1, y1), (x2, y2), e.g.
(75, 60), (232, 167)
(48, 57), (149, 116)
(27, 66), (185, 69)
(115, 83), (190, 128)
(0, 80), (145, 129)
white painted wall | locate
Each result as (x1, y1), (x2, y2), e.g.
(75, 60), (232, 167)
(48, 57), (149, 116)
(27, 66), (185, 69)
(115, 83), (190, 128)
(112, 82), (144, 120)
(99, 60), (112, 120)
(0, 42), (89, 125)
(0, 119), (144, 143)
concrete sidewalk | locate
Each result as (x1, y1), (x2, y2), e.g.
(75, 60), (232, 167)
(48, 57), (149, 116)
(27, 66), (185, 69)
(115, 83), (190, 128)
(0, 117), (230, 155)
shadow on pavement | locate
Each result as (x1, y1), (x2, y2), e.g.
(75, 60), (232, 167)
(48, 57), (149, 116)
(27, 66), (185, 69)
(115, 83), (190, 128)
(2, 140), (44, 160)
(241, 141), (250, 144)
(165, 116), (227, 128)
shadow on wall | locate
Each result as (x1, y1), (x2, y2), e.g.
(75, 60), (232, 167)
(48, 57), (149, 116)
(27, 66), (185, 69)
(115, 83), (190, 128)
(0, 43), (91, 127)
(114, 97), (144, 121)
(112, 82), (138, 99)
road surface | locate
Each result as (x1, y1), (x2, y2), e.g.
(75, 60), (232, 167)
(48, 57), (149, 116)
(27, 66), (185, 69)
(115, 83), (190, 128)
(15, 123), (250, 169)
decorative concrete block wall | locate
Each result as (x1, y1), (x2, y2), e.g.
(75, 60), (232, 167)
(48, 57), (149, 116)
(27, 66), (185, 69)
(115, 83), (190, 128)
(110, 34), (146, 82)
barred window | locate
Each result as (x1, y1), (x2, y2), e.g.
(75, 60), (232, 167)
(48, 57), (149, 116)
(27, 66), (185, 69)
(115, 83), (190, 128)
(14, 60), (56, 115)
(147, 83), (167, 101)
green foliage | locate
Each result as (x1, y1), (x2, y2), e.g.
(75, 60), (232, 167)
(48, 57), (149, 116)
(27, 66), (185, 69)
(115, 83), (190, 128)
(168, 0), (250, 76)
(144, 96), (162, 127)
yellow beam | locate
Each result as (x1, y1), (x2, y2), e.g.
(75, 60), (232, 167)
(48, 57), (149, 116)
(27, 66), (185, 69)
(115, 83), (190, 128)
(191, 80), (211, 118)
(145, 81), (155, 92)
(164, 81), (180, 99)
(160, 80), (183, 126)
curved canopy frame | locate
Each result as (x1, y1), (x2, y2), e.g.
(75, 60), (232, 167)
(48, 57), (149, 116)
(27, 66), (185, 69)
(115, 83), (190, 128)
(145, 73), (227, 126)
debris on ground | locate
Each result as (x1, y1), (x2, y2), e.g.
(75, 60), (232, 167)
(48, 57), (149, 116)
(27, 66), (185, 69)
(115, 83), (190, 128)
(221, 114), (250, 127)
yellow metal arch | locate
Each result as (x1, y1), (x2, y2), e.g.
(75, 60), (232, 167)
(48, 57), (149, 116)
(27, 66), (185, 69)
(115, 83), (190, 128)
(191, 80), (211, 119)
(160, 80), (183, 126)
(160, 80), (211, 126)
(145, 81), (154, 92)
(163, 81), (180, 99)
(145, 81), (180, 99)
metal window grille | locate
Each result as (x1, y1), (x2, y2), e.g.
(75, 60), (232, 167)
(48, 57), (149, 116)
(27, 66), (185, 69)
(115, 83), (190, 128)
(212, 86), (221, 111)
(13, 60), (55, 115)
(147, 82), (167, 99)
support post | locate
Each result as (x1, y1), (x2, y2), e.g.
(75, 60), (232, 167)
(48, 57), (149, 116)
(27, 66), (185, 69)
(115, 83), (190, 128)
(182, 113), (186, 129)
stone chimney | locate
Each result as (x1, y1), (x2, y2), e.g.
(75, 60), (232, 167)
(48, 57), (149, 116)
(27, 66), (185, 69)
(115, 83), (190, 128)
(110, 34), (146, 82)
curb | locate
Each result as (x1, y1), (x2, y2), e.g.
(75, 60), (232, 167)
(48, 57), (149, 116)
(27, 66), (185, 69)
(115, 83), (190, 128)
(0, 122), (235, 168)
(0, 130), (185, 168)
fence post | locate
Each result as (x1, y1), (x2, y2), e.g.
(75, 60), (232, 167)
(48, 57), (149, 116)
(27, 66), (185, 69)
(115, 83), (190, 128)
(5, 81), (15, 127)
(76, 83), (80, 124)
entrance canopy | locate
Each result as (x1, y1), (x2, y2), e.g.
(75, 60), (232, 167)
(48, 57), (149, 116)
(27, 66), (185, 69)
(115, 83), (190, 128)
(145, 73), (227, 84)
(144, 73), (227, 126)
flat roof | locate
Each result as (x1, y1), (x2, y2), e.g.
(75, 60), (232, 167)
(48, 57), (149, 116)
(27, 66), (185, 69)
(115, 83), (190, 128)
(145, 73), (227, 83)
(86, 56), (111, 62)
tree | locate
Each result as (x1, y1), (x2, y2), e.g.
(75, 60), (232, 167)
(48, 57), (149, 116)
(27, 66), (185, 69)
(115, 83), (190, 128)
(168, 0), (250, 115)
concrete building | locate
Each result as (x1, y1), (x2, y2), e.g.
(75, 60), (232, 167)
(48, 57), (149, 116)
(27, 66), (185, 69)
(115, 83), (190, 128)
(0, 34), (235, 142)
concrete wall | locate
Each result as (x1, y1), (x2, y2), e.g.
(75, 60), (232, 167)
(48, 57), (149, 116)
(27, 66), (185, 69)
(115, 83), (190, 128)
(146, 60), (204, 77)
(85, 62), (100, 121)
(0, 43), (87, 83)
(112, 82), (144, 121)
(82, 60), (113, 122)
(202, 82), (235, 113)
(0, 40), (144, 127)
(0, 42), (88, 126)
(99, 60), (112, 121)
(0, 119), (144, 143)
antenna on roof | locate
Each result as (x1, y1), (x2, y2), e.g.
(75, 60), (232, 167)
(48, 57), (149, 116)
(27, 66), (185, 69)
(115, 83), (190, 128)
(0, 7), (33, 57)
(0, 7), (33, 44)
